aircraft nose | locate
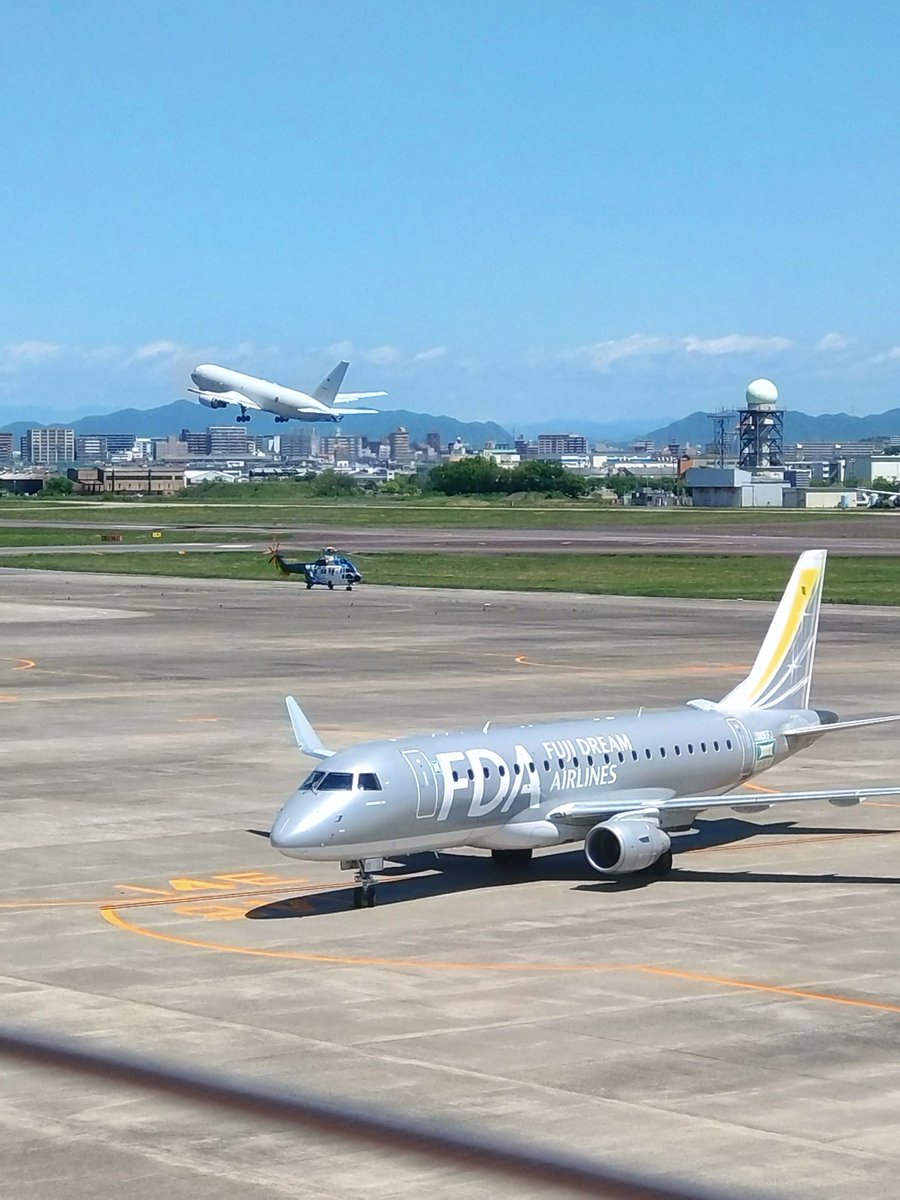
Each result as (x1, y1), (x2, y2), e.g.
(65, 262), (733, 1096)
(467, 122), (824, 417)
(269, 804), (304, 850)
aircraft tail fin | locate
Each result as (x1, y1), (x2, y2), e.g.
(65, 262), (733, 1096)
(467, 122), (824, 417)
(311, 361), (350, 407)
(717, 549), (827, 712)
(285, 696), (334, 760)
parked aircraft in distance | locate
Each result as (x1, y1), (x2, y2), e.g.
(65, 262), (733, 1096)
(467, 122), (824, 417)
(858, 487), (900, 508)
(269, 550), (900, 907)
(267, 543), (362, 591)
(187, 361), (386, 424)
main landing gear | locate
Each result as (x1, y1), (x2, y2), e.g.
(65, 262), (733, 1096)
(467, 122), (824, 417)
(236, 405), (251, 423)
(490, 848), (534, 869)
(345, 858), (383, 909)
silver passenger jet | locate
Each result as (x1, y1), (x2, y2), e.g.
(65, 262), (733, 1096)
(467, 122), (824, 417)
(270, 550), (900, 907)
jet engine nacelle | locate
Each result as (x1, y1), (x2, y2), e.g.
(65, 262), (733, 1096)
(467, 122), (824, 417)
(584, 819), (671, 875)
(198, 395), (228, 409)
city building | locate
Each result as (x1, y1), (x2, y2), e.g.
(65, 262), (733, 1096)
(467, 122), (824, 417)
(182, 430), (212, 456)
(75, 435), (108, 460)
(686, 466), (787, 508)
(21, 427), (75, 465)
(0, 432), (14, 461)
(425, 431), (442, 455)
(536, 433), (589, 459)
(279, 432), (315, 461)
(152, 436), (189, 461)
(483, 448), (521, 468)
(67, 466), (185, 495)
(208, 426), (250, 457)
(388, 426), (411, 464)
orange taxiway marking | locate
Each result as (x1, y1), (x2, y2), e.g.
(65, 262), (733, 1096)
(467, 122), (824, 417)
(99, 905), (900, 1013)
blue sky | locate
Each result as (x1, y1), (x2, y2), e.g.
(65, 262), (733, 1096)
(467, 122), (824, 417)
(3, 1), (900, 427)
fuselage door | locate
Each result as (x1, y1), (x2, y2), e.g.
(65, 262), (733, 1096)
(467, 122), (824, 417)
(725, 717), (754, 781)
(401, 749), (439, 818)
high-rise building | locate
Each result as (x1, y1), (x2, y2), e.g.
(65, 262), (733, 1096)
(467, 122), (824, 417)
(75, 435), (108, 460)
(333, 435), (362, 461)
(280, 432), (314, 460)
(388, 426), (411, 464)
(21, 427), (75, 465)
(208, 426), (250, 457)
(182, 430), (212, 455)
(536, 433), (588, 459)
(0, 432), (13, 461)
(152, 436), (189, 461)
(425, 431), (442, 454)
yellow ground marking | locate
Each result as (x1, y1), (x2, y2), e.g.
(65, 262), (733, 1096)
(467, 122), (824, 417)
(0, 872), (318, 910)
(741, 781), (779, 794)
(0, 694), (17, 703)
(99, 907), (900, 1011)
(632, 965), (900, 1015)
(98, 907), (631, 971)
(0, 658), (35, 672)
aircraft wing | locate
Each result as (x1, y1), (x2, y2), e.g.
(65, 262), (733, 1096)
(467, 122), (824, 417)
(188, 387), (264, 410)
(548, 784), (900, 824)
(333, 391), (387, 403)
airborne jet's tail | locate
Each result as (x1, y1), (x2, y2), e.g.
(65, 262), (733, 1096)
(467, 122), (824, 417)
(717, 549), (827, 712)
(311, 361), (350, 406)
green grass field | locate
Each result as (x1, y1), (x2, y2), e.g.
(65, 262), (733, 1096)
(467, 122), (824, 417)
(1, 550), (897, 604)
(0, 496), (885, 530)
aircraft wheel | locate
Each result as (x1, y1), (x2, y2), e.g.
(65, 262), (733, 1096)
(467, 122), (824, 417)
(346, 585), (352, 591)
(649, 849), (673, 878)
(491, 848), (533, 869)
(327, 581), (334, 590)
(306, 582), (313, 589)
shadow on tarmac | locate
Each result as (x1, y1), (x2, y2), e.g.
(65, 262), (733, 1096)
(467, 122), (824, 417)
(245, 817), (900, 917)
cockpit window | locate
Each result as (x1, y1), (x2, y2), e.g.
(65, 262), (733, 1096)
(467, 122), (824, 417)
(300, 771), (326, 791)
(317, 772), (353, 790)
(359, 773), (382, 791)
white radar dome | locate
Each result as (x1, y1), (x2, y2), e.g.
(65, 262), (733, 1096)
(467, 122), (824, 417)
(745, 378), (779, 408)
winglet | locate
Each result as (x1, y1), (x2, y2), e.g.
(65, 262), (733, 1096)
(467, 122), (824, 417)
(285, 696), (334, 760)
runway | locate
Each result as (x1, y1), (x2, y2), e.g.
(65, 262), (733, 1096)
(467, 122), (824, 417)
(2, 513), (900, 556)
(3, 568), (900, 1198)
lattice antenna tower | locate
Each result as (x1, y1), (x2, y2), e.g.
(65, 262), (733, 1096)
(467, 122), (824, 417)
(706, 408), (738, 467)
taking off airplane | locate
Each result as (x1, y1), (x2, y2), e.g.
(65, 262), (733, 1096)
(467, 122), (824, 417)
(188, 360), (385, 424)
(270, 550), (900, 907)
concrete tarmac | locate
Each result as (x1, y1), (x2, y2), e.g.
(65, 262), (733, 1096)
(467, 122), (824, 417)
(2, 568), (900, 1199)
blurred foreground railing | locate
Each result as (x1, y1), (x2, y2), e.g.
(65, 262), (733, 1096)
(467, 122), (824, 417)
(0, 1025), (769, 1199)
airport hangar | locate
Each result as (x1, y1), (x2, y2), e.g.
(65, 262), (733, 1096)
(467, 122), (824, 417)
(2, 566), (900, 1200)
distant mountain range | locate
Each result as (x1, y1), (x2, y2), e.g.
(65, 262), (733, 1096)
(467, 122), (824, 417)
(0, 401), (511, 450)
(640, 408), (900, 449)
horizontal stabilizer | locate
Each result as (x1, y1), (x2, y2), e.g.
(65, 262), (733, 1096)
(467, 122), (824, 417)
(328, 406), (380, 416)
(784, 714), (900, 738)
(333, 391), (388, 403)
(285, 696), (333, 760)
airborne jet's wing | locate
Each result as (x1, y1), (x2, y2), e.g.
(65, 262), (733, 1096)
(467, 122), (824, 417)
(549, 784), (900, 824)
(187, 388), (264, 410)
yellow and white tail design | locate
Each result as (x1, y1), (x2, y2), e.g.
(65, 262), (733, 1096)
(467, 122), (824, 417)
(718, 549), (826, 711)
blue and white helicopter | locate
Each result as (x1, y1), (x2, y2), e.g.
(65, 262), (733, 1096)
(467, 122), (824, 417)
(267, 543), (363, 591)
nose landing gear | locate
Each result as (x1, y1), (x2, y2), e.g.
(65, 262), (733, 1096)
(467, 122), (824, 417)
(345, 858), (383, 909)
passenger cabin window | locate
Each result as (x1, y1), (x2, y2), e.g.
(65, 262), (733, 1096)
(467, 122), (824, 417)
(359, 773), (381, 791)
(318, 772), (353, 791)
(726, 738), (733, 750)
(713, 740), (720, 751)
